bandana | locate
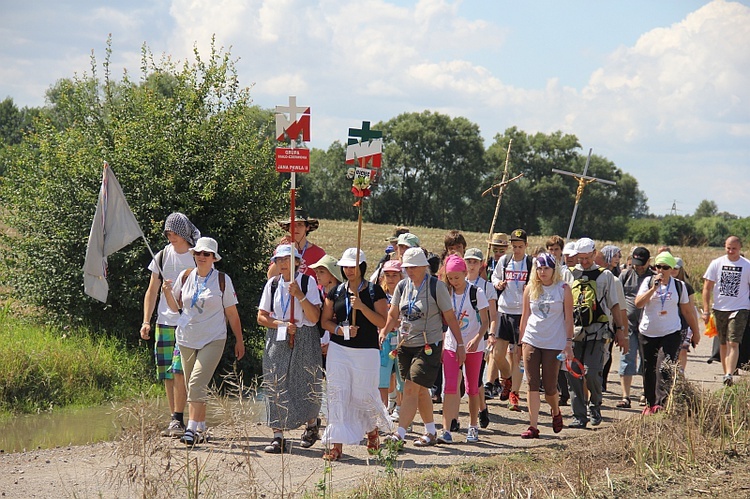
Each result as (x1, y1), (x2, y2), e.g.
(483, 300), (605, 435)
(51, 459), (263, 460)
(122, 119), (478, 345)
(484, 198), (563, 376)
(600, 245), (621, 265)
(164, 212), (201, 247)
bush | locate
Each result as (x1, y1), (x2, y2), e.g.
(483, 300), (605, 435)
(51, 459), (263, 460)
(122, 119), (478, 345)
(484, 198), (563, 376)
(659, 216), (698, 246)
(626, 218), (660, 244)
(695, 217), (731, 247)
(0, 40), (283, 378)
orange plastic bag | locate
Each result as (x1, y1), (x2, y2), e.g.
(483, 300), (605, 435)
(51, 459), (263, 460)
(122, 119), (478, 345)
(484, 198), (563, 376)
(704, 314), (717, 338)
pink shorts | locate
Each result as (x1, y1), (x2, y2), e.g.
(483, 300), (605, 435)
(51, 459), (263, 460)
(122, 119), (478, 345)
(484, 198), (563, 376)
(442, 350), (483, 396)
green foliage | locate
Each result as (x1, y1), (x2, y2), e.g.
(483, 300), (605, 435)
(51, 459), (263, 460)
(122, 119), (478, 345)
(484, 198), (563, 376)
(627, 218), (661, 244)
(0, 39), (284, 377)
(297, 141), (358, 220)
(694, 199), (718, 219)
(659, 215), (698, 246)
(695, 216), (731, 247)
(0, 317), (155, 413)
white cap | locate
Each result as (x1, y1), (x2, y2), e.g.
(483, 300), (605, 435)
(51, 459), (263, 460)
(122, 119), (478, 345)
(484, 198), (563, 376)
(401, 247), (429, 267)
(562, 241), (577, 257)
(575, 237), (596, 254)
(337, 248), (366, 267)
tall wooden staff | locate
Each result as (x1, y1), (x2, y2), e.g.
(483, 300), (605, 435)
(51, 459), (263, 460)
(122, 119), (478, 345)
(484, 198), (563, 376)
(482, 139), (523, 258)
(275, 96), (311, 348)
(345, 121), (383, 325)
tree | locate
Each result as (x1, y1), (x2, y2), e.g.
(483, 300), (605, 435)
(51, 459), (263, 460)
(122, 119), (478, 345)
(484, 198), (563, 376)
(659, 216), (698, 246)
(694, 199), (718, 219)
(297, 141), (358, 220)
(0, 40), (283, 376)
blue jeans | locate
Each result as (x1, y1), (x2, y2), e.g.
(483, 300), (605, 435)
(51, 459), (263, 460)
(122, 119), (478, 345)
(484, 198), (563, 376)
(618, 326), (642, 376)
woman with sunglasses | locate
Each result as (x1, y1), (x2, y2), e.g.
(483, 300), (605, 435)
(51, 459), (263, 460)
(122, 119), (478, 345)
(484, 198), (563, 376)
(635, 252), (700, 415)
(162, 237), (245, 446)
(518, 253), (574, 438)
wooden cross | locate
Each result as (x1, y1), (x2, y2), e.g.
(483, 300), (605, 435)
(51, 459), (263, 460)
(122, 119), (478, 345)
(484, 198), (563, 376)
(551, 148), (616, 240)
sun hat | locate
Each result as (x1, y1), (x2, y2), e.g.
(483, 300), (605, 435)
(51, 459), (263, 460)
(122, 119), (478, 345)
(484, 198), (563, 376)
(575, 237), (596, 254)
(654, 252), (677, 269)
(191, 237), (222, 261)
(631, 247), (651, 266)
(510, 229), (527, 243)
(444, 254), (467, 273)
(464, 248), (484, 261)
(278, 207), (320, 233)
(271, 244), (301, 262)
(562, 241), (578, 257)
(488, 233), (509, 246)
(309, 255), (339, 278)
(396, 232), (420, 248)
(536, 253), (556, 269)
(401, 247), (429, 267)
(337, 248), (366, 267)
(382, 259), (402, 273)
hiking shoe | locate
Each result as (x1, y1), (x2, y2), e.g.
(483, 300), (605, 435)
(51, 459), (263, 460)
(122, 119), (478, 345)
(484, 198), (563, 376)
(466, 426), (479, 443)
(384, 433), (405, 451)
(589, 407), (602, 426)
(413, 432), (437, 447)
(479, 408), (490, 429)
(568, 418), (587, 429)
(264, 436), (286, 454)
(521, 426), (540, 439)
(723, 374), (734, 387)
(552, 411), (563, 433)
(161, 419), (185, 438)
(300, 419), (320, 448)
(437, 431), (453, 444)
(450, 418), (460, 432)
(508, 391), (521, 411)
(499, 378), (512, 401)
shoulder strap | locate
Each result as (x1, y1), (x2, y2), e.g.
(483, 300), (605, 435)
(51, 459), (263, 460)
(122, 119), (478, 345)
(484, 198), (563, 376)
(301, 273), (310, 295)
(271, 275), (281, 301)
(469, 284), (478, 311)
(367, 282), (376, 302)
(525, 255), (533, 283)
(429, 275), (438, 305)
(218, 272), (225, 294)
(499, 254), (509, 280)
(675, 279), (683, 302)
(397, 279), (407, 296)
(156, 250), (165, 281)
(181, 268), (194, 286)
(332, 282), (346, 301)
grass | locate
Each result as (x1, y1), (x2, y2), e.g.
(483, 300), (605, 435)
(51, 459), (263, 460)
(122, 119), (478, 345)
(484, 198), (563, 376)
(0, 314), (157, 414)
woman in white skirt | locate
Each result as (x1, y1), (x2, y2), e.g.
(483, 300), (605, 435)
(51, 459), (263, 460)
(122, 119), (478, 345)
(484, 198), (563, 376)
(320, 248), (392, 460)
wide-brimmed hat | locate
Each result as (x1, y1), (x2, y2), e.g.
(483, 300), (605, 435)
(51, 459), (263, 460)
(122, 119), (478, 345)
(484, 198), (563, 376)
(271, 244), (301, 262)
(396, 233), (420, 248)
(309, 255), (339, 278)
(401, 247), (429, 267)
(278, 207), (320, 233)
(488, 232), (509, 246)
(191, 237), (222, 261)
(385, 226), (410, 243)
(337, 248), (366, 267)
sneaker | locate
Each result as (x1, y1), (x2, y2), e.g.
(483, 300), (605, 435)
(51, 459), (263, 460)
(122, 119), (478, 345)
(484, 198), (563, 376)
(508, 391), (521, 411)
(723, 374), (734, 387)
(589, 407), (602, 426)
(568, 418), (587, 429)
(521, 426), (539, 439)
(180, 428), (198, 447)
(384, 433), (404, 451)
(500, 378), (512, 401)
(479, 408), (490, 429)
(413, 432), (437, 447)
(650, 404), (663, 414)
(264, 436), (286, 454)
(437, 431), (453, 444)
(391, 408), (400, 422)
(484, 382), (495, 399)
(552, 411), (563, 433)
(300, 419), (320, 448)
(161, 419), (185, 438)
(466, 426), (479, 443)
(493, 378), (502, 397)
(450, 418), (460, 432)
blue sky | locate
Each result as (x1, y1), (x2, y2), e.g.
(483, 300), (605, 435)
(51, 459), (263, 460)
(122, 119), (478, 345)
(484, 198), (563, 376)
(2, 0), (749, 218)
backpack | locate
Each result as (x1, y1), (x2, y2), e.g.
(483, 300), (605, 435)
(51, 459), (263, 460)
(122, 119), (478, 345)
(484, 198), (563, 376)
(570, 268), (608, 328)
(497, 254), (534, 294)
(396, 275), (440, 306)
(270, 274), (326, 337)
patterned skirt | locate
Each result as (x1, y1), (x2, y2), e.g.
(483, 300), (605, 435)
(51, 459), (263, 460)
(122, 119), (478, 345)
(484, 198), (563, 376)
(263, 325), (324, 430)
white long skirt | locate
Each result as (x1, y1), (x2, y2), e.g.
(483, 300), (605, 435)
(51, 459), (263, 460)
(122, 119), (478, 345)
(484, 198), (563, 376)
(321, 341), (394, 445)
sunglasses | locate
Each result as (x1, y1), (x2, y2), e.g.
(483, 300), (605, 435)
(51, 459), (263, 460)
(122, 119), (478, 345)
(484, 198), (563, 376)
(654, 265), (672, 270)
(195, 251), (215, 257)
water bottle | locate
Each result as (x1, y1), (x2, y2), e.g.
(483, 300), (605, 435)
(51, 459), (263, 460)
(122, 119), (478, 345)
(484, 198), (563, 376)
(556, 352), (566, 361)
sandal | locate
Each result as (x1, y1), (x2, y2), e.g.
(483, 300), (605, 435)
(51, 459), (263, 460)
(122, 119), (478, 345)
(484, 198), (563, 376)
(616, 397), (632, 408)
(322, 445), (343, 461)
(366, 429), (380, 455)
(413, 432), (437, 447)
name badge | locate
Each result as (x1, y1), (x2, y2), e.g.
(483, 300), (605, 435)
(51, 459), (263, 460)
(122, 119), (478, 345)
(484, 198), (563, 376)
(341, 320), (350, 340)
(276, 324), (287, 341)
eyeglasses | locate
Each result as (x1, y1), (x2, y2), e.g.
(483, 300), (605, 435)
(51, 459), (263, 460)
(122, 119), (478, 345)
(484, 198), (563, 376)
(195, 251), (214, 257)
(654, 265), (672, 270)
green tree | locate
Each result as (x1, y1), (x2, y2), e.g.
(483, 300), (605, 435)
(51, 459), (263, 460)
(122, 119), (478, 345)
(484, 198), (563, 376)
(626, 218), (660, 244)
(695, 216), (731, 247)
(0, 40), (283, 376)
(694, 199), (718, 219)
(659, 216), (697, 246)
(297, 141), (358, 220)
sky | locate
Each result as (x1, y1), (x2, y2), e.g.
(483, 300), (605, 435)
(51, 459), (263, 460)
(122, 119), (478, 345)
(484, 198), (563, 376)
(2, 0), (749, 218)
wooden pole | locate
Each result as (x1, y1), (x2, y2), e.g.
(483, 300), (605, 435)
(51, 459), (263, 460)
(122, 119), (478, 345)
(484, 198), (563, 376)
(485, 139), (513, 260)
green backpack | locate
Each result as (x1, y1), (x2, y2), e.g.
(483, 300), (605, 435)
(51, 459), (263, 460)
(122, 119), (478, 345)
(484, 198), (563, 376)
(570, 268), (609, 328)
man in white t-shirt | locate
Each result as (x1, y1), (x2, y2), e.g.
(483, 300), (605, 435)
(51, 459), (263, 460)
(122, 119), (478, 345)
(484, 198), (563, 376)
(702, 236), (750, 386)
(140, 213), (201, 438)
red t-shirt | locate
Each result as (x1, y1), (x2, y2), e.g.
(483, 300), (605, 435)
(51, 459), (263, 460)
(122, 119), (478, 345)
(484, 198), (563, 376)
(269, 242), (326, 279)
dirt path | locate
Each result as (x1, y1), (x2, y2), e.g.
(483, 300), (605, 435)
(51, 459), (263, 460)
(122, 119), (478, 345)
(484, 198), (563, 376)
(0, 336), (727, 498)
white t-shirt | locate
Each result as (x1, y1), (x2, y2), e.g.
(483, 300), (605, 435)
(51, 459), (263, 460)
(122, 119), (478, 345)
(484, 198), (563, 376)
(148, 244), (196, 326)
(258, 273), (322, 327)
(492, 255), (530, 315)
(172, 268), (239, 349)
(523, 281), (568, 351)
(468, 275), (498, 303)
(444, 285), (490, 353)
(703, 255), (750, 312)
(638, 276), (688, 337)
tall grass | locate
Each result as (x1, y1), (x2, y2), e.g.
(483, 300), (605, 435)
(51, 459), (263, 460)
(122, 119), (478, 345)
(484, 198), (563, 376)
(0, 316), (156, 414)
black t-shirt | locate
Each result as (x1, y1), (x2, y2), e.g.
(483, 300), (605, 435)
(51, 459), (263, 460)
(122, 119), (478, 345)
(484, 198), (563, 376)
(328, 281), (387, 349)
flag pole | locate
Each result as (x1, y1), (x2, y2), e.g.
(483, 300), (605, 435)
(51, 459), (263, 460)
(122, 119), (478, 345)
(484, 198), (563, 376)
(289, 142), (297, 349)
